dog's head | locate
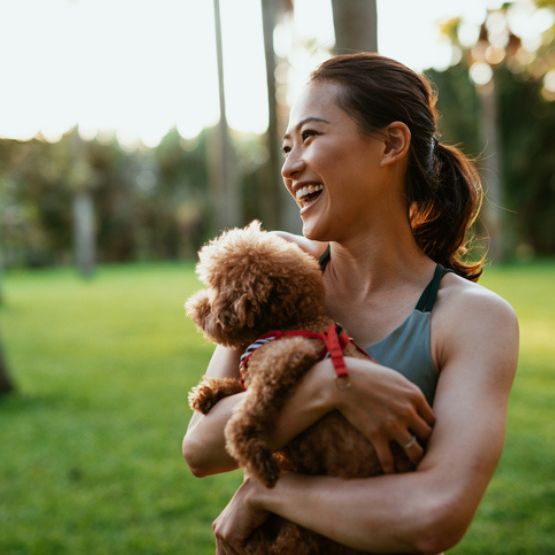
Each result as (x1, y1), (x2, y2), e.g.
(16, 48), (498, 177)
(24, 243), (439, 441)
(186, 220), (326, 347)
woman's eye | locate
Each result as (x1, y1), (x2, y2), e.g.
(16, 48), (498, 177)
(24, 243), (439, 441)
(301, 129), (318, 141)
(281, 145), (291, 157)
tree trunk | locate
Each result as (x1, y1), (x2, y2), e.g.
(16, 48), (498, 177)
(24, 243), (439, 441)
(71, 129), (96, 278)
(212, 0), (241, 231)
(260, 0), (301, 233)
(477, 77), (505, 262)
(0, 332), (15, 394)
(260, 0), (281, 231)
(73, 190), (95, 279)
(331, 0), (378, 53)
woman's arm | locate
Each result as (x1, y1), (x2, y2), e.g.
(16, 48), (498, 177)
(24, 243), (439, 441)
(183, 344), (342, 476)
(184, 348), (434, 477)
(213, 289), (519, 553)
(183, 345), (244, 476)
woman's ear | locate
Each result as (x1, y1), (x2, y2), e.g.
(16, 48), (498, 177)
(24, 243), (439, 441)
(380, 121), (411, 167)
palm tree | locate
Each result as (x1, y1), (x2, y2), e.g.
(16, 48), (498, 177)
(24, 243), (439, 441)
(211, 0), (241, 230)
(331, 0), (378, 53)
(71, 129), (96, 278)
(439, 16), (509, 262)
(261, 0), (299, 232)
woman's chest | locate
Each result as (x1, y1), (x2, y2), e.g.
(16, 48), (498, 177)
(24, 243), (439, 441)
(325, 293), (417, 348)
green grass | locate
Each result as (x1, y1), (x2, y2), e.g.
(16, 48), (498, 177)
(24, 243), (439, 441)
(0, 261), (554, 554)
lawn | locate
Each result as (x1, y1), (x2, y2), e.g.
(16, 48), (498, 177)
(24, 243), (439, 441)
(0, 261), (553, 554)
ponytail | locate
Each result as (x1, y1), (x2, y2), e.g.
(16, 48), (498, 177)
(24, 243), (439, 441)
(409, 142), (483, 282)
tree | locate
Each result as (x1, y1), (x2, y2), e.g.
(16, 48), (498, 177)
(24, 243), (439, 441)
(70, 129), (96, 278)
(260, 0), (299, 232)
(0, 330), (14, 394)
(331, 0), (378, 53)
(437, 0), (555, 260)
(211, 0), (242, 231)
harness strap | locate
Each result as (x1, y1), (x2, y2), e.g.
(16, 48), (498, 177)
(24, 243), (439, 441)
(240, 324), (370, 390)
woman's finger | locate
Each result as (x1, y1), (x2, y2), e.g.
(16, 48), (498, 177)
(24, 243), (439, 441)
(397, 432), (425, 465)
(372, 437), (395, 474)
(215, 537), (239, 555)
(416, 395), (436, 427)
(410, 414), (433, 443)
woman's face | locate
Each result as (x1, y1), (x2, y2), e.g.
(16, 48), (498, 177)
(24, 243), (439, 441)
(281, 80), (388, 241)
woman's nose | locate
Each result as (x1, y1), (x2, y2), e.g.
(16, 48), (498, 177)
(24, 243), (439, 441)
(281, 150), (305, 179)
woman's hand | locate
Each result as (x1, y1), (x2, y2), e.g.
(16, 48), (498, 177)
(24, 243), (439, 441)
(327, 357), (436, 473)
(213, 478), (269, 554)
(266, 356), (435, 474)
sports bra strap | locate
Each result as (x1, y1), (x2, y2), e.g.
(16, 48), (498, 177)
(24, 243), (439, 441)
(318, 244), (331, 271)
(415, 264), (453, 313)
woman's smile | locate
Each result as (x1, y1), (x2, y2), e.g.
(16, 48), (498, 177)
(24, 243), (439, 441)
(294, 182), (325, 214)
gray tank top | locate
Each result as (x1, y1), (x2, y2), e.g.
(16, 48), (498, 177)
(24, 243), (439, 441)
(319, 247), (452, 406)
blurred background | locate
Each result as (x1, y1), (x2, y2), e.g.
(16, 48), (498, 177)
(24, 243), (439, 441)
(0, 0), (554, 553)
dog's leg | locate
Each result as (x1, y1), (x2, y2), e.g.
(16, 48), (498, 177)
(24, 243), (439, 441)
(224, 337), (321, 488)
(188, 376), (243, 415)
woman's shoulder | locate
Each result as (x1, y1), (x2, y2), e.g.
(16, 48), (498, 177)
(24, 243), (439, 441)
(438, 270), (517, 322)
(433, 270), (519, 362)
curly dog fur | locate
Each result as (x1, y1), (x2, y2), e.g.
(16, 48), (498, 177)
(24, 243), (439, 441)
(187, 221), (414, 554)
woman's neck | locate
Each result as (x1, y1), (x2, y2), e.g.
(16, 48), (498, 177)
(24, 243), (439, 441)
(325, 218), (434, 301)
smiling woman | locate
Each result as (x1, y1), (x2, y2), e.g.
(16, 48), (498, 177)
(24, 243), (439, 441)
(184, 51), (519, 555)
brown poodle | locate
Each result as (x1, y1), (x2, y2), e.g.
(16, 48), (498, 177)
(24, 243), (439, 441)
(186, 221), (413, 555)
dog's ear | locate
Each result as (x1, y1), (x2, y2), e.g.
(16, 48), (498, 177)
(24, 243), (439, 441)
(185, 289), (225, 344)
(185, 290), (214, 335)
(186, 290), (255, 347)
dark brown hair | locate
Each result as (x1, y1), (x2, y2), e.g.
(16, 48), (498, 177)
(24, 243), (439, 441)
(310, 53), (483, 281)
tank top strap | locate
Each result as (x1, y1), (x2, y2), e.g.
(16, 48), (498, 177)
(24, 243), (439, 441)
(415, 263), (453, 313)
(318, 244), (331, 272)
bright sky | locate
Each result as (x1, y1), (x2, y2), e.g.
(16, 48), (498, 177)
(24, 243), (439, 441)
(0, 0), (548, 147)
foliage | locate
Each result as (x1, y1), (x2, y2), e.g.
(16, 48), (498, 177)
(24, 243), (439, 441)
(495, 66), (555, 254)
(0, 262), (554, 553)
(0, 130), (215, 266)
(0, 126), (275, 269)
(428, 61), (555, 256)
(428, 0), (555, 257)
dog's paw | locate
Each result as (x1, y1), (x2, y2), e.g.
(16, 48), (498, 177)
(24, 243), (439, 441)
(253, 449), (280, 489)
(188, 382), (218, 415)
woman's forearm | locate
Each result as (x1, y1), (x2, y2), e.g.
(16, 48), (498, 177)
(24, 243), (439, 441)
(183, 393), (243, 476)
(266, 358), (336, 451)
(183, 345), (244, 476)
(184, 359), (335, 476)
(253, 471), (452, 554)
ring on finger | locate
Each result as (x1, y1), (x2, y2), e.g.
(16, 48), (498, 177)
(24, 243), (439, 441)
(402, 435), (417, 449)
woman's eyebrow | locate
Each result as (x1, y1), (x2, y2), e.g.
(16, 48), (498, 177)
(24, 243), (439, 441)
(282, 117), (330, 141)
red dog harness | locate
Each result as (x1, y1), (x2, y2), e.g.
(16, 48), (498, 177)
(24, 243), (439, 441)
(239, 324), (370, 391)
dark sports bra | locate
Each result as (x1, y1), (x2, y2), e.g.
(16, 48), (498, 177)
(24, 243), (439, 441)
(318, 246), (452, 405)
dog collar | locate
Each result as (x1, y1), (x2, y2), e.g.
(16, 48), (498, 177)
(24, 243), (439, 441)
(239, 324), (370, 390)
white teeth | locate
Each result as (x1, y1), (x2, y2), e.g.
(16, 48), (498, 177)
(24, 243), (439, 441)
(295, 184), (323, 201)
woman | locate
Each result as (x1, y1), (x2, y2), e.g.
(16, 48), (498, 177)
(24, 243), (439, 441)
(183, 53), (519, 553)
